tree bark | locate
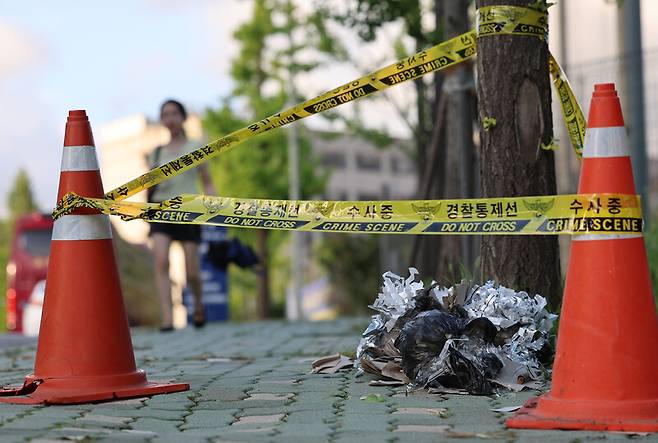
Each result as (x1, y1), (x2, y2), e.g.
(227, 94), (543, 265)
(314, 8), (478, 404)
(437, 0), (477, 283)
(475, 0), (561, 307)
(412, 0), (446, 276)
(255, 229), (271, 319)
(410, 93), (446, 270)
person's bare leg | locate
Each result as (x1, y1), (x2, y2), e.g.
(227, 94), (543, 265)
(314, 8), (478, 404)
(153, 233), (173, 328)
(183, 241), (204, 325)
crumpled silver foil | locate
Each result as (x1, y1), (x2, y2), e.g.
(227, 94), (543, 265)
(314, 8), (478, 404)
(369, 268), (422, 331)
(463, 281), (556, 330)
(463, 281), (557, 379)
(356, 268), (423, 370)
(355, 269), (557, 392)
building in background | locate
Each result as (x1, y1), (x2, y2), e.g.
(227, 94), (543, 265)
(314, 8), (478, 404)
(311, 132), (416, 201)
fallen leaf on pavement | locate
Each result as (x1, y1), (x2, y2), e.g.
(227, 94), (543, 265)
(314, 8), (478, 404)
(427, 387), (469, 395)
(490, 405), (522, 413)
(311, 354), (353, 374)
(360, 393), (386, 403)
(369, 379), (405, 387)
(381, 361), (411, 384)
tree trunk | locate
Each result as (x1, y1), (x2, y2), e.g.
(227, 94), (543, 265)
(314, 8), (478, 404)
(437, 0), (477, 283)
(255, 229), (271, 319)
(410, 94), (446, 270)
(412, 0), (446, 276)
(415, 62), (428, 190)
(475, 0), (561, 307)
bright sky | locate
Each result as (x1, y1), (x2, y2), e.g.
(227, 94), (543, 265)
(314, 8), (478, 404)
(0, 1), (257, 213)
(0, 0), (414, 214)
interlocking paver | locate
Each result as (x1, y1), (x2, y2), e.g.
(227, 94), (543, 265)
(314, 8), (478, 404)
(0, 428), (47, 443)
(182, 409), (239, 429)
(1, 319), (655, 442)
(233, 413), (285, 425)
(394, 424), (451, 433)
(244, 393), (294, 401)
(131, 416), (182, 434)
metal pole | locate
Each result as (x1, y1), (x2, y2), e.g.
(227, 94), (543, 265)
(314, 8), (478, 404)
(286, 91), (303, 321)
(286, 7), (303, 321)
(618, 0), (649, 219)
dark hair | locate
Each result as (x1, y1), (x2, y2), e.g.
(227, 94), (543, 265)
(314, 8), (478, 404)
(160, 99), (188, 120)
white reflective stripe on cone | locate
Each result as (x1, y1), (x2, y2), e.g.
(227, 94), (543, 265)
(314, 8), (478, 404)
(573, 233), (643, 241)
(52, 214), (113, 240)
(60, 146), (99, 171)
(583, 126), (630, 158)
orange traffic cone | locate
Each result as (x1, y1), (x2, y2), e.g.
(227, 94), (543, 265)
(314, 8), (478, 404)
(507, 84), (658, 432)
(0, 110), (189, 404)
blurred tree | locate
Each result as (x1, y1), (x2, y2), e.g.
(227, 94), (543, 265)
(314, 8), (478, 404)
(645, 216), (658, 307)
(0, 169), (39, 330)
(335, 0), (440, 182)
(8, 169), (38, 219)
(317, 233), (381, 315)
(328, 1), (481, 279)
(437, 0), (478, 282)
(204, 0), (337, 318)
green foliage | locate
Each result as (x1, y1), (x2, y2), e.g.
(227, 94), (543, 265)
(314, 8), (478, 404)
(360, 393), (386, 403)
(540, 138), (559, 152)
(230, 1), (274, 101)
(204, 0), (339, 318)
(307, 9), (348, 58)
(324, 0), (443, 161)
(527, 0), (556, 13)
(645, 217), (658, 306)
(204, 0), (333, 200)
(0, 169), (40, 331)
(483, 117), (497, 131)
(204, 103), (323, 201)
(8, 169), (38, 219)
(225, 233), (291, 321)
(316, 234), (381, 315)
(333, 0), (424, 42)
(227, 266), (258, 321)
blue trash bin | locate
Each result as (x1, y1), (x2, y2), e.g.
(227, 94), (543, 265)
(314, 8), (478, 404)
(182, 225), (229, 323)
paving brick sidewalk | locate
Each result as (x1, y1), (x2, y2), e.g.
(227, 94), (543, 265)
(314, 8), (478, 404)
(0, 319), (655, 442)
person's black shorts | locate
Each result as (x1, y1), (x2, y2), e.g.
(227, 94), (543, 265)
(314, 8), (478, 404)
(149, 222), (201, 243)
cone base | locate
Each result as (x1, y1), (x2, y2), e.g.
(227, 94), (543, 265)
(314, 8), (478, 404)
(0, 370), (189, 405)
(507, 395), (658, 432)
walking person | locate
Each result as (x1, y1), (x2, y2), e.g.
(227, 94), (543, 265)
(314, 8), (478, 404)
(148, 99), (215, 331)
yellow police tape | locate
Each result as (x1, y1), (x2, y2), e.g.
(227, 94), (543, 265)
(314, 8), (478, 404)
(477, 4), (548, 39)
(549, 54), (586, 156)
(100, 5), (584, 205)
(477, 5), (585, 154)
(54, 192), (642, 236)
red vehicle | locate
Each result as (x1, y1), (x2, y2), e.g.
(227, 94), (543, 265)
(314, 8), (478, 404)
(6, 213), (52, 333)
